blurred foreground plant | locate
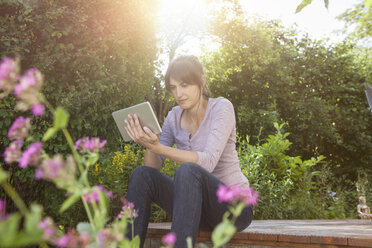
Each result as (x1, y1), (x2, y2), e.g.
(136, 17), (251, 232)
(0, 57), (140, 247)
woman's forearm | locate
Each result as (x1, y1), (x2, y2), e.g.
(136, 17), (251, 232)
(150, 144), (198, 165)
(143, 149), (162, 170)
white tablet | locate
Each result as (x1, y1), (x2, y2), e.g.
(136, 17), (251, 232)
(112, 102), (162, 142)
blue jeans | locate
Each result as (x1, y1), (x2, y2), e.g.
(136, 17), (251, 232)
(126, 162), (254, 248)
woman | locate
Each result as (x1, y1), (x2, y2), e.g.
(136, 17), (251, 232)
(125, 55), (253, 248)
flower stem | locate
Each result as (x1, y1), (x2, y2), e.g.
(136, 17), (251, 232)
(82, 197), (96, 231)
(1, 182), (28, 216)
(62, 128), (86, 181)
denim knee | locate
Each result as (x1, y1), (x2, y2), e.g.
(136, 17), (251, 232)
(129, 166), (157, 184)
(174, 162), (202, 183)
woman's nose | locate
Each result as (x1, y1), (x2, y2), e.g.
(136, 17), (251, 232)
(176, 88), (183, 98)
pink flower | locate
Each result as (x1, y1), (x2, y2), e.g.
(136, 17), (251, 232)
(18, 141), (43, 168)
(0, 57), (20, 99)
(52, 229), (79, 248)
(162, 232), (176, 247)
(34, 169), (43, 180)
(83, 185), (112, 204)
(75, 137), (107, 153)
(55, 234), (69, 248)
(79, 232), (90, 247)
(216, 185), (234, 202)
(14, 68), (43, 112)
(216, 184), (259, 206)
(37, 155), (76, 188)
(118, 201), (138, 220)
(31, 102), (45, 116)
(38, 217), (56, 240)
(8, 116), (31, 140)
(3, 139), (23, 164)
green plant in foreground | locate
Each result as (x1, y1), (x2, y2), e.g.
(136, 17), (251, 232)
(0, 57), (139, 247)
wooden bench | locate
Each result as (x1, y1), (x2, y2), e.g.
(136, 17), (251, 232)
(145, 219), (372, 247)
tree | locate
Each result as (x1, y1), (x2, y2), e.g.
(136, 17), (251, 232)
(203, 4), (372, 178)
(0, 0), (160, 152)
(337, 0), (372, 42)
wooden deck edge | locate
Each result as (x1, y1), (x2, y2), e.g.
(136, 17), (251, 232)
(146, 227), (372, 248)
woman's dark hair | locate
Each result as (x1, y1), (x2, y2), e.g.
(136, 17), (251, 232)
(165, 55), (210, 98)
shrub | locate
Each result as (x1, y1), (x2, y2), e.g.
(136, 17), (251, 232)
(89, 143), (179, 222)
(239, 122), (350, 219)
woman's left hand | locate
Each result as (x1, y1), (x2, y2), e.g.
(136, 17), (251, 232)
(125, 114), (160, 150)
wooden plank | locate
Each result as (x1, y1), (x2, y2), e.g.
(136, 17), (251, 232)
(278, 234), (311, 244)
(146, 220), (372, 247)
(348, 237), (372, 247)
(310, 236), (348, 246)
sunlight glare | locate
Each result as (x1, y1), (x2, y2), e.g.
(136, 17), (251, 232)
(158, 0), (207, 39)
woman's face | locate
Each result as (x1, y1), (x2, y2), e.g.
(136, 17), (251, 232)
(169, 77), (202, 110)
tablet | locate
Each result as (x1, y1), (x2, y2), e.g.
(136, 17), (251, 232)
(112, 102), (162, 142)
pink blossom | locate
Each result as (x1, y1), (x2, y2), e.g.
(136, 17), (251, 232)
(38, 217), (56, 240)
(52, 229), (79, 248)
(118, 201), (138, 220)
(38, 220), (49, 229)
(83, 185), (112, 204)
(31, 102), (45, 116)
(37, 155), (76, 188)
(79, 232), (90, 247)
(3, 139), (23, 164)
(8, 116), (31, 140)
(34, 169), (43, 180)
(14, 67), (43, 112)
(216, 184), (259, 206)
(55, 234), (69, 248)
(162, 232), (176, 247)
(75, 137), (107, 153)
(18, 141), (43, 168)
(0, 57), (20, 99)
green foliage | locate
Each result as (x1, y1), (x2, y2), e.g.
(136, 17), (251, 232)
(0, 204), (44, 247)
(88, 143), (179, 222)
(337, 0), (372, 41)
(295, 0), (330, 13)
(203, 12), (372, 179)
(0, 0), (160, 230)
(0, 0), (159, 153)
(239, 123), (353, 219)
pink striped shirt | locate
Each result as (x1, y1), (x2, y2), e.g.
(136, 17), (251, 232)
(159, 97), (249, 188)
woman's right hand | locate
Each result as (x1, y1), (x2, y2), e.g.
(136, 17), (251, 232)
(125, 114), (160, 150)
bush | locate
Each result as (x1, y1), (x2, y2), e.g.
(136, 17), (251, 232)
(239, 122), (351, 219)
(89, 143), (179, 222)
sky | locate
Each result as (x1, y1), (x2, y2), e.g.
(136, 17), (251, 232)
(240, 0), (360, 42)
(158, 0), (362, 57)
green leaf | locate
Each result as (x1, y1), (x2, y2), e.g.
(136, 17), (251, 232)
(0, 168), (9, 184)
(324, 0), (329, 9)
(59, 192), (81, 213)
(54, 107), (69, 129)
(76, 222), (93, 233)
(131, 235), (140, 248)
(295, 0), (312, 13)
(86, 153), (99, 167)
(24, 204), (43, 234)
(211, 219), (237, 247)
(0, 213), (21, 246)
(42, 127), (57, 142)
